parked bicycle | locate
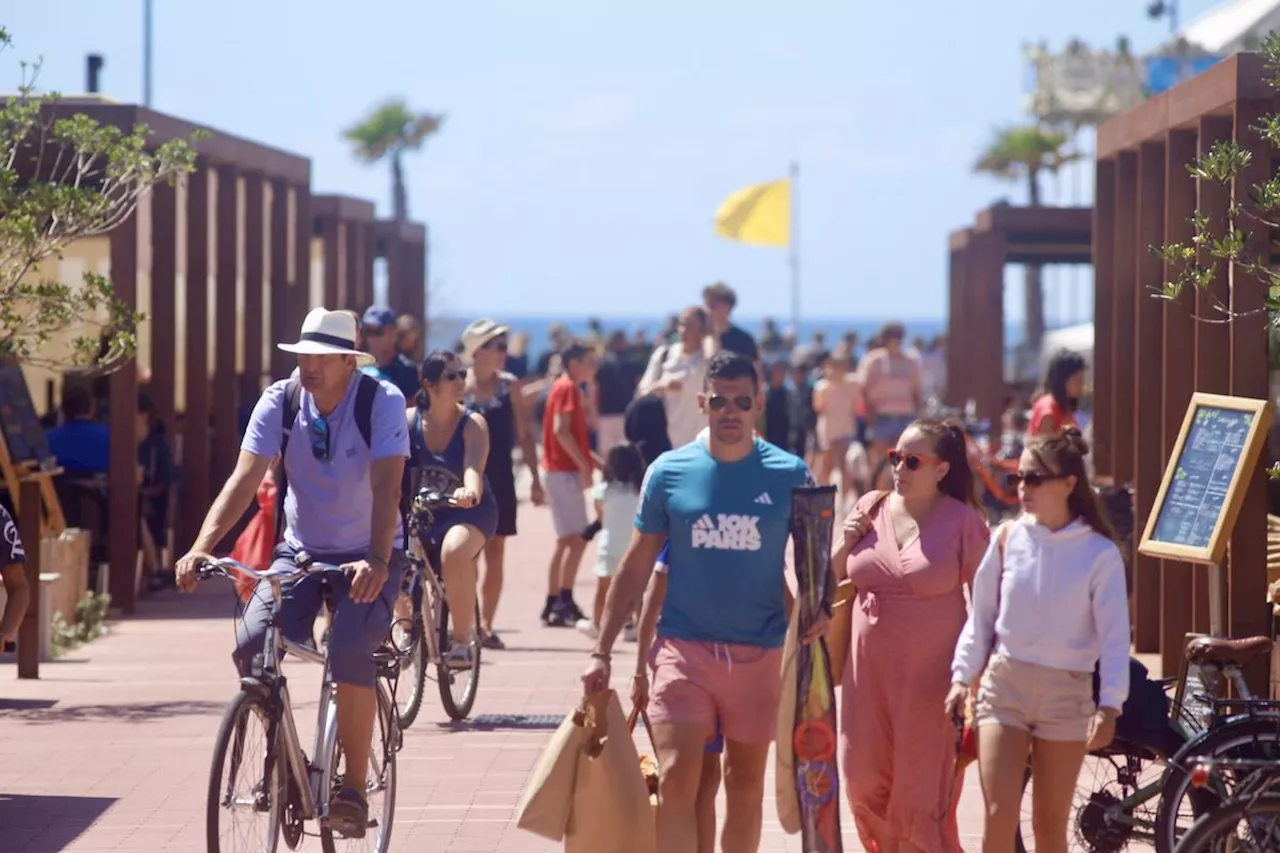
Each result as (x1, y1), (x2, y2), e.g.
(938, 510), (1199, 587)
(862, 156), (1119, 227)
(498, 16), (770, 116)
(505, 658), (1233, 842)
(389, 488), (483, 727)
(1173, 757), (1280, 851)
(1013, 633), (1274, 853)
(199, 555), (399, 853)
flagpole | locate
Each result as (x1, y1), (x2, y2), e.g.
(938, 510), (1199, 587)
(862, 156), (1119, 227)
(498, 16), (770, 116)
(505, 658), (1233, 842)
(789, 160), (800, 332)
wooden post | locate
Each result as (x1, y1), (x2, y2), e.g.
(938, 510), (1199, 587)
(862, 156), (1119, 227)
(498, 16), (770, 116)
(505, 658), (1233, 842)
(1134, 141), (1166, 656)
(17, 478), (41, 679)
(1160, 129), (1198, 678)
(1092, 158), (1117, 479)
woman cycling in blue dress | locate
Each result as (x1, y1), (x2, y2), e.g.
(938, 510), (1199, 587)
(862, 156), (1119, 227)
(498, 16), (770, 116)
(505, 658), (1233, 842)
(406, 350), (498, 668)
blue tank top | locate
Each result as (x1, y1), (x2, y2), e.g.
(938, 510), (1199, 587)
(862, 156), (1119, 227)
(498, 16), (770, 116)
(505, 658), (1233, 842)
(409, 406), (469, 496)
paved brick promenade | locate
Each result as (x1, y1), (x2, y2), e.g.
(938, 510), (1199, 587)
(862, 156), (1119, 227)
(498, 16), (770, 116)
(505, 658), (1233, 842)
(0, 499), (994, 852)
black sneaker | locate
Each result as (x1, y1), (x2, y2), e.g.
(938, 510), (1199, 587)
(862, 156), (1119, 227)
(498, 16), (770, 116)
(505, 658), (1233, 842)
(540, 596), (558, 625)
(562, 599), (587, 624)
(544, 605), (571, 627)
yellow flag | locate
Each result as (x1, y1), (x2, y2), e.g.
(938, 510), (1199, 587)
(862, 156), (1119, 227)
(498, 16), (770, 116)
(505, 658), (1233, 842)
(714, 178), (790, 247)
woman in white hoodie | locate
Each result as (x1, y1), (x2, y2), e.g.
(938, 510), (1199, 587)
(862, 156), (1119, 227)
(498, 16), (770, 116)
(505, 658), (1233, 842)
(944, 427), (1130, 853)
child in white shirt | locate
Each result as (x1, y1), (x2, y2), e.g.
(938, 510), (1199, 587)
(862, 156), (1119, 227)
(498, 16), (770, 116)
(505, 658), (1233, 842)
(577, 442), (644, 638)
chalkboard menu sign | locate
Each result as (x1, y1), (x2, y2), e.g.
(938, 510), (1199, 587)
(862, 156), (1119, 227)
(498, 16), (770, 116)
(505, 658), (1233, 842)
(0, 365), (53, 468)
(1139, 393), (1274, 565)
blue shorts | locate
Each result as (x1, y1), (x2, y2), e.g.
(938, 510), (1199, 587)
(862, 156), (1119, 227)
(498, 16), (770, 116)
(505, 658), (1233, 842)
(706, 718), (723, 754)
(872, 413), (913, 446)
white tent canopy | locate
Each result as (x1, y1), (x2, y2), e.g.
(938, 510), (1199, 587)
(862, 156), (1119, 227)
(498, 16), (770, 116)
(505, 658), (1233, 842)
(1178, 0), (1280, 54)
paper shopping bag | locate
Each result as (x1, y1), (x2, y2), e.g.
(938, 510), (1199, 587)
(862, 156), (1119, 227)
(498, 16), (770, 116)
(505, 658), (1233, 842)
(565, 690), (658, 853)
(514, 697), (592, 840)
(775, 611), (802, 834)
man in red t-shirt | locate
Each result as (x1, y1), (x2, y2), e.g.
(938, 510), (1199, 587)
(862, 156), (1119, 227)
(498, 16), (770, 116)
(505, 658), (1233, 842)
(541, 341), (600, 626)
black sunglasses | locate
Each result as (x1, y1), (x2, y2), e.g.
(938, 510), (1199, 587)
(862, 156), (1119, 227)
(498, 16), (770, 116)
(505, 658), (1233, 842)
(311, 415), (330, 462)
(887, 450), (941, 471)
(482, 338), (508, 352)
(1008, 470), (1066, 488)
(707, 394), (754, 413)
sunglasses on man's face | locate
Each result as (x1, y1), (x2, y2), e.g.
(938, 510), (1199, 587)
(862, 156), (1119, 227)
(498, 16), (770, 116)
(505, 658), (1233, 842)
(482, 338), (507, 352)
(887, 450), (940, 471)
(706, 394), (754, 413)
(1008, 470), (1066, 488)
(310, 415), (330, 462)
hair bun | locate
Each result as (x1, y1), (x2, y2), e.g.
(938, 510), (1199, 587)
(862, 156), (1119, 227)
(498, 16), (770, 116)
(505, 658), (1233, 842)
(1061, 425), (1089, 456)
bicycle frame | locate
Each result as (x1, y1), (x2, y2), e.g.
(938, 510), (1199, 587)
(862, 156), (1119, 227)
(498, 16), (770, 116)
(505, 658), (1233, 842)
(212, 558), (355, 827)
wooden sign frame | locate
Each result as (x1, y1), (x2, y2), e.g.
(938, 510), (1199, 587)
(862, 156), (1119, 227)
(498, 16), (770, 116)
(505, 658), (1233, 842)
(1138, 392), (1273, 565)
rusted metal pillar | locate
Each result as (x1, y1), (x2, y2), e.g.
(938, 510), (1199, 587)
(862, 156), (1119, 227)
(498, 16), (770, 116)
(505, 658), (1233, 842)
(150, 181), (178, 436)
(343, 220), (360, 312)
(1194, 116), (1234, 634)
(1133, 140), (1166, 655)
(108, 209), (141, 613)
(1229, 100), (1272, 689)
(385, 231), (408, 313)
(213, 165), (240, 486)
(242, 174), (266, 403)
(1112, 152), (1139, 495)
(182, 166), (212, 553)
(969, 230), (1005, 423)
(17, 478), (41, 678)
(293, 186), (313, 330)
(269, 181), (291, 379)
(319, 214), (341, 310)
(1092, 159), (1117, 480)
(946, 233), (969, 409)
(1160, 129), (1198, 677)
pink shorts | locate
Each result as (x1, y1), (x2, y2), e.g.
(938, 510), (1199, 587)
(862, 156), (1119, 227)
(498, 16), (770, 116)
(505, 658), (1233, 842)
(648, 636), (783, 745)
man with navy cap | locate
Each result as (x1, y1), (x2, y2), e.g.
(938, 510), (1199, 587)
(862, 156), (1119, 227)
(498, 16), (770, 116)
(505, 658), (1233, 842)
(361, 305), (420, 401)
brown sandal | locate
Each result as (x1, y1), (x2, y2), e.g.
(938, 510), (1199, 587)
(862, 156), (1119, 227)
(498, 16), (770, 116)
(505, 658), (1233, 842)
(329, 786), (367, 839)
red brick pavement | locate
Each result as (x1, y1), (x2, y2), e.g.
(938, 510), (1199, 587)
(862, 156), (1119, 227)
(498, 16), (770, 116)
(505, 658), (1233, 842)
(0, 499), (994, 852)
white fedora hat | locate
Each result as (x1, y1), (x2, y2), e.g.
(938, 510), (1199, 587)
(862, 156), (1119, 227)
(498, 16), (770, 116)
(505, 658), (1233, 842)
(278, 308), (376, 367)
(461, 318), (510, 362)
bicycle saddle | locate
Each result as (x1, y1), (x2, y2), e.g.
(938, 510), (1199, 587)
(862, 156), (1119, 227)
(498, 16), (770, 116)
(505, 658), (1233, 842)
(1184, 635), (1273, 666)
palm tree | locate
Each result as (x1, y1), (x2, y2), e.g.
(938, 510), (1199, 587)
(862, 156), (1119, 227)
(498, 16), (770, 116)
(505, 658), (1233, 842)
(973, 125), (1079, 354)
(343, 99), (445, 221)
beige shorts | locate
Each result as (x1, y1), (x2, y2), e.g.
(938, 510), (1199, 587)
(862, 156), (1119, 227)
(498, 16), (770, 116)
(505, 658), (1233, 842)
(975, 654), (1096, 742)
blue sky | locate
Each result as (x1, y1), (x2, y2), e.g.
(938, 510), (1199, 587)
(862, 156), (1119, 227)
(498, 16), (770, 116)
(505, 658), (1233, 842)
(5, 1), (1222, 323)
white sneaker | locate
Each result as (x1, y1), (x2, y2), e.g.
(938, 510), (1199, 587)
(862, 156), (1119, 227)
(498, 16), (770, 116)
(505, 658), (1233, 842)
(622, 622), (638, 643)
(575, 618), (599, 639)
(444, 642), (473, 670)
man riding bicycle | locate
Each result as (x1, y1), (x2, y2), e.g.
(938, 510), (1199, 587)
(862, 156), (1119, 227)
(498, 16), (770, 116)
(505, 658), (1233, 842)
(176, 307), (409, 838)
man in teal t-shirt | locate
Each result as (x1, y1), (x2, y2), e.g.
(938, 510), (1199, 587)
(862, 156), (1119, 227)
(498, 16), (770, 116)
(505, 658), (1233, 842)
(582, 350), (826, 853)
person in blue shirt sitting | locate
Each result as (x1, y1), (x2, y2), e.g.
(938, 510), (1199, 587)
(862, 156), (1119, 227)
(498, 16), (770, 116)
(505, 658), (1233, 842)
(46, 385), (110, 474)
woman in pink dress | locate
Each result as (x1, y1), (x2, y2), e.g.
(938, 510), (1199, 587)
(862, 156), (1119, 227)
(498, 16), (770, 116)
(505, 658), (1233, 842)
(833, 418), (989, 853)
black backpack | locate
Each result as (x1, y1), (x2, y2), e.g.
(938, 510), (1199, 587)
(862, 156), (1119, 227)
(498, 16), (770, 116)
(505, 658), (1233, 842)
(274, 373), (380, 540)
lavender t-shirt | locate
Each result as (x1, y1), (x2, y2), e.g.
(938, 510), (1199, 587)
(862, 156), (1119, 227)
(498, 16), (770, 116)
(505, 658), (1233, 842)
(243, 372), (409, 554)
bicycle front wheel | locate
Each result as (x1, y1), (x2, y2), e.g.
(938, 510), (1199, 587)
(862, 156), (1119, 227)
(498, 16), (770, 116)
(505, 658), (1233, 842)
(437, 598), (482, 720)
(1173, 795), (1280, 852)
(206, 690), (283, 853)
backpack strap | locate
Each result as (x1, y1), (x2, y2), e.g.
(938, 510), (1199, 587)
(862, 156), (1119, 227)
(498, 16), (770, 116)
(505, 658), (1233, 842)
(354, 372), (379, 449)
(275, 379), (303, 542)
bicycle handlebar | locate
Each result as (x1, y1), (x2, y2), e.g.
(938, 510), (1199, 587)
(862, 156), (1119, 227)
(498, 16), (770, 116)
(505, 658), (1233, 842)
(410, 489), (461, 512)
(195, 555), (349, 583)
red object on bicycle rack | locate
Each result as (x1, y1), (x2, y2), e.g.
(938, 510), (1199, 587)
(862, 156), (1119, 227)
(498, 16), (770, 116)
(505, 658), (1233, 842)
(1188, 764), (1210, 789)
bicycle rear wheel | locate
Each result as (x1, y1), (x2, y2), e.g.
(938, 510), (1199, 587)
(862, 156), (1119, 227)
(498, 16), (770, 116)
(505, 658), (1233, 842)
(1173, 795), (1280, 852)
(437, 598), (482, 720)
(320, 681), (397, 853)
(1154, 715), (1280, 852)
(207, 690), (283, 853)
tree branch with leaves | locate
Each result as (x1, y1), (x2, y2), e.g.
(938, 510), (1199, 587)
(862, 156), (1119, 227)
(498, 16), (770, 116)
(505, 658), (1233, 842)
(1154, 32), (1280, 327)
(0, 27), (199, 372)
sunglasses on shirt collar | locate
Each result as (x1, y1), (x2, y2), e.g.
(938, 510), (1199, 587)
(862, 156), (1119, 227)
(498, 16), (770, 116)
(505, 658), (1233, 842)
(310, 415), (330, 462)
